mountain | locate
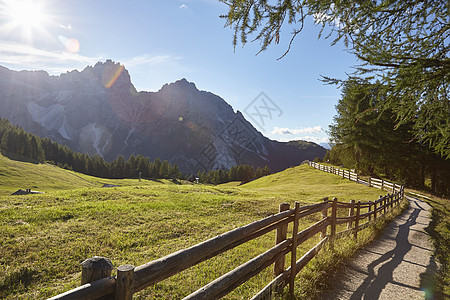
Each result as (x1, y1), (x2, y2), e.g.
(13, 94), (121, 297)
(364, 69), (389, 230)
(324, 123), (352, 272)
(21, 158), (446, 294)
(319, 142), (331, 150)
(0, 61), (326, 172)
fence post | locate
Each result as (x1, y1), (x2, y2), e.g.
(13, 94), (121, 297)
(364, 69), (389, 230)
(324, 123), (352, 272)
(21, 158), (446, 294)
(381, 180), (384, 190)
(368, 201), (372, 221)
(383, 195), (388, 215)
(373, 198), (378, 221)
(347, 200), (355, 230)
(390, 193), (394, 210)
(116, 264), (135, 300)
(81, 256), (113, 285)
(289, 202), (300, 297)
(330, 198), (338, 251)
(356, 173), (359, 183)
(378, 195), (384, 216)
(320, 197), (328, 240)
(76, 258), (115, 300)
(392, 183), (396, 194)
(368, 177), (371, 187)
(354, 201), (361, 240)
(274, 203), (290, 276)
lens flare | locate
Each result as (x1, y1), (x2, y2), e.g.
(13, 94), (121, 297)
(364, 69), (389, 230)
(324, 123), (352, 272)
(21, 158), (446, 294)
(58, 36), (80, 53)
(102, 64), (125, 89)
(186, 121), (197, 131)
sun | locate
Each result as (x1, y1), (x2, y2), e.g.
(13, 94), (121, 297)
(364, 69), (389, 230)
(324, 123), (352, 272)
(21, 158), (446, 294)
(8, 1), (45, 29)
(1, 0), (49, 40)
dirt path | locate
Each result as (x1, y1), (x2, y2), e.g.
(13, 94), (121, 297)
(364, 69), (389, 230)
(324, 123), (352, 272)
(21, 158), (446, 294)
(321, 195), (437, 299)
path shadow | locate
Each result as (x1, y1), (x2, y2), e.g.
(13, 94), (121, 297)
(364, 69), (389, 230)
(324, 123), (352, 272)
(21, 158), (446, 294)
(349, 207), (421, 300)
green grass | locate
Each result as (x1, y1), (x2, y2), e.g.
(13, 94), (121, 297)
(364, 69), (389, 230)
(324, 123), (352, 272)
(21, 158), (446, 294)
(0, 153), (183, 196)
(241, 165), (385, 203)
(0, 158), (386, 299)
(0, 153), (97, 195)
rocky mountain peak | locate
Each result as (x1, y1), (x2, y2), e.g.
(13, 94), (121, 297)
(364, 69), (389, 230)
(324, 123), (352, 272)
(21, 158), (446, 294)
(160, 78), (197, 93)
(0, 62), (326, 173)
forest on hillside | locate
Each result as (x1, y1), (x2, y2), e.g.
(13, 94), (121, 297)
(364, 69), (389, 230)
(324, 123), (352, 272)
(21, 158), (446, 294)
(0, 118), (270, 185)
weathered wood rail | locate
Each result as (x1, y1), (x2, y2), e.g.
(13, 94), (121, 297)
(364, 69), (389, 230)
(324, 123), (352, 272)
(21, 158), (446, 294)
(48, 166), (405, 300)
(308, 161), (403, 193)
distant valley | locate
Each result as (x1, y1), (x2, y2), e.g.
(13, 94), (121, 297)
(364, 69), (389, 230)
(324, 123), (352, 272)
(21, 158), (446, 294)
(0, 61), (326, 173)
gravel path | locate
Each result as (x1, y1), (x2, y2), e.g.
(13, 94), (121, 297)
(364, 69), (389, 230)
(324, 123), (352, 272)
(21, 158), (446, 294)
(321, 195), (437, 299)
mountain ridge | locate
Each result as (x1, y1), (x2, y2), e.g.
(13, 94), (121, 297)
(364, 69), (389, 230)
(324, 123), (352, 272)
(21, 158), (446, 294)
(0, 60), (326, 172)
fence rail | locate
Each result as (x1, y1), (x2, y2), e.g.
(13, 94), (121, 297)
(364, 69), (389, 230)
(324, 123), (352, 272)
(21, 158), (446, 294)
(308, 161), (402, 193)
(49, 165), (405, 300)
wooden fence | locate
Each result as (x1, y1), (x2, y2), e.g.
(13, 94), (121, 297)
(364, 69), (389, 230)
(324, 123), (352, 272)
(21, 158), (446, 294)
(308, 161), (403, 193)
(48, 169), (404, 300)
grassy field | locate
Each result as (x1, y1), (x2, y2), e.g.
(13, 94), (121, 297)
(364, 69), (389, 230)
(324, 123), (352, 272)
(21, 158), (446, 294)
(0, 154), (96, 195)
(0, 153), (183, 196)
(0, 156), (387, 299)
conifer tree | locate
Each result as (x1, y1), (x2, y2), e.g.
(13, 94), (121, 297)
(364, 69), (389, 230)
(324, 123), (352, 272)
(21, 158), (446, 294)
(221, 0), (449, 157)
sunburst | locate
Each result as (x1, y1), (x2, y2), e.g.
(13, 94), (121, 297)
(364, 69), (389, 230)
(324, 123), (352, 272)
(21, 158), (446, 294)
(0, 0), (50, 41)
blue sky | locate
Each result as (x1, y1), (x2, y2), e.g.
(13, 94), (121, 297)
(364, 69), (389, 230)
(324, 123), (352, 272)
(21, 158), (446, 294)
(0, 0), (358, 145)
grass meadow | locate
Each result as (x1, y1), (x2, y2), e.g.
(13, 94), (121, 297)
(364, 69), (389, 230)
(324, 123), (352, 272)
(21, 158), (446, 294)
(1, 155), (392, 299)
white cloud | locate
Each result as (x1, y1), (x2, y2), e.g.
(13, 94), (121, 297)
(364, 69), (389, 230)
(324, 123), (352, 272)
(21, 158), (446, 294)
(271, 126), (323, 135)
(179, 4), (188, 9)
(59, 24), (72, 30)
(122, 54), (182, 68)
(0, 41), (185, 79)
(0, 40), (101, 73)
(276, 135), (329, 144)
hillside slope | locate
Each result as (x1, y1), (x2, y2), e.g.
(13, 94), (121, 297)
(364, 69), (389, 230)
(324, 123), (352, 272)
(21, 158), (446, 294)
(0, 153), (96, 195)
(0, 153), (179, 195)
(241, 164), (383, 204)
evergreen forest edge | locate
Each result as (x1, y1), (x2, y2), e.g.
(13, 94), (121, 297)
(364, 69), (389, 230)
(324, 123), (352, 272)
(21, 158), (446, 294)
(0, 118), (270, 185)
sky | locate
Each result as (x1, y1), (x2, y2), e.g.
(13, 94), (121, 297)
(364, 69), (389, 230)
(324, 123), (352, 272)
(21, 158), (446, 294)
(0, 0), (359, 146)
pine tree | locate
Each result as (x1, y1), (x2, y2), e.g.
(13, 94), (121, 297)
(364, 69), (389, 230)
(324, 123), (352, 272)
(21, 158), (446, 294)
(159, 160), (170, 179)
(170, 163), (181, 179)
(153, 158), (162, 178)
(221, 0), (450, 158)
(112, 155), (126, 178)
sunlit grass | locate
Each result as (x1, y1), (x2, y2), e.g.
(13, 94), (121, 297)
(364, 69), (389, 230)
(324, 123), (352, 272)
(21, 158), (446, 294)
(0, 160), (387, 299)
(0, 153), (96, 195)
